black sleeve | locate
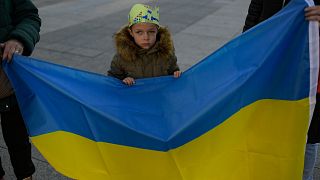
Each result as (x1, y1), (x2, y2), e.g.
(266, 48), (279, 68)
(243, 0), (263, 32)
(8, 0), (41, 56)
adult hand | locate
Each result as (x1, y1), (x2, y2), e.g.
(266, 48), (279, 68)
(123, 77), (135, 86)
(173, 71), (182, 78)
(0, 39), (24, 62)
(305, 6), (320, 22)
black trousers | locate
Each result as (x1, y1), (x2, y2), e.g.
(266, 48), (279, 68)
(307, 94), (320, 144)
(0, 95), (35, 179)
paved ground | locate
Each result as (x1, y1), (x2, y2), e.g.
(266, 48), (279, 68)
(0, 0), (319, 179)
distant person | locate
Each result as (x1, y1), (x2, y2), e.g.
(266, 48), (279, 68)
(243, 0), (320, 179)
(108, 3), (181, 85)
(0, 0), (41, 179)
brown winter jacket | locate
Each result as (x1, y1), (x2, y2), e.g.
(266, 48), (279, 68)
(108, 26), (179, 80)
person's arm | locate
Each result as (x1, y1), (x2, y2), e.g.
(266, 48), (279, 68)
(1, 0), (41, 61)
(8, 0), (41, 56)
(108, 55), (136, 85)
(167, 54), (181, 78)
(108, 55), (128, 80)
(243, 0), (263, 32)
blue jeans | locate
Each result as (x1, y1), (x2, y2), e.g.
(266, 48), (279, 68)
(303, 143), (319, 180)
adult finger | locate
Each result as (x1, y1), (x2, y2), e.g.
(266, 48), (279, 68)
(2, 45), (15, 61)
(305, 7), (320, 16)
(306, 15), (320, 22)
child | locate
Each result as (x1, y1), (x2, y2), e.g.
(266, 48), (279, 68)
(108, 3), (181, 85)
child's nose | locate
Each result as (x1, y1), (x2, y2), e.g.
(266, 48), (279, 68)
(143, 33), (149, 40)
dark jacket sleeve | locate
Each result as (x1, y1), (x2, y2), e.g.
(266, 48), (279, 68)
(167, 54), (180, 75)
(8, 0), (41, 56)
(108, 54), (127, 80)
(243, 0), (263, 32)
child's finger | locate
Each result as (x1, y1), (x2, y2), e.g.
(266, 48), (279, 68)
(128, 79), (133, 85)
(123, 77), (135, 86)
(174, 71), (181, 78)
(127, 78), (134, 85)
(123, 79), (129, 85)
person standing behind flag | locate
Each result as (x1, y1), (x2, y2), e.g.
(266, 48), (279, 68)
(243, 0), (320, 179)
(108, 3), (181, 85)
(304, 5), (320, 180)
(0, 0), (41, 179)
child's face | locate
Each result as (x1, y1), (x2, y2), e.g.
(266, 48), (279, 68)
(129, 23), (158, 49)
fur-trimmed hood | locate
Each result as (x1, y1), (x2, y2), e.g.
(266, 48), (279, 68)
(113, 25), (174, 62)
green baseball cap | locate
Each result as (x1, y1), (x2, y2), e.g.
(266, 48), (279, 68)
(128, 4), (159, 27)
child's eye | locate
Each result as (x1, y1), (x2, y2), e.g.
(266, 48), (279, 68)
(135, 31), (142, 35)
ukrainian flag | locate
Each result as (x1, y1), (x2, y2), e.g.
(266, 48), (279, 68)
(3, 0), (319, 179)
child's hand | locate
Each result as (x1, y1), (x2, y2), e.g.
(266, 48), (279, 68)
(123, 77), (135, 86)
(173, 71), (182, 78)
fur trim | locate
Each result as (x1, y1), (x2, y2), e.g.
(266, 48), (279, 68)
(113, 25), (174, 62)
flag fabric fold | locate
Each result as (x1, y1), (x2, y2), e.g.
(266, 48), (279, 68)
(2, 0), (319, 179)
